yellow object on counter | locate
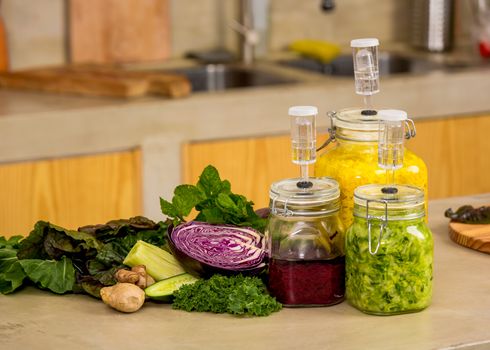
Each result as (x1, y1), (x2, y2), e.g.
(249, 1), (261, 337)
(289, 39), (341, 63)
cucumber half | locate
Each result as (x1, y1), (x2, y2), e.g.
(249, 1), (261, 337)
(145, 273), (198, 302)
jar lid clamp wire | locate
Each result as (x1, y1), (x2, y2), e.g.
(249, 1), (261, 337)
(317, 110), (337, 152)
(365, 198), (388, 255)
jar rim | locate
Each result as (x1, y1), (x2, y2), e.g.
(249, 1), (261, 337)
(270, 177), (340, 205)
(333, 107), (381, 131)
(353, 184), (425, 220)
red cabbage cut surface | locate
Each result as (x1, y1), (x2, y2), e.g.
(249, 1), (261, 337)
(170, 221), (266, 273)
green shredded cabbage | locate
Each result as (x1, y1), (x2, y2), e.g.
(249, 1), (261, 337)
(346, 217), (433, 315)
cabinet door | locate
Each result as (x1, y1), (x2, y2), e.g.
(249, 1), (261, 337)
(0, 149), (142, 237)
(409, 114), (490, 199)
(182, 114), (490, 208)
(182, 136), (299, 210)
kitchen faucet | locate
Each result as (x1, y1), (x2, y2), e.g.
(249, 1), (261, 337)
(230, 0), (260, 65)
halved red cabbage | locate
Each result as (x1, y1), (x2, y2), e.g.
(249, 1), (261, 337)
(169, 221), (266, 276)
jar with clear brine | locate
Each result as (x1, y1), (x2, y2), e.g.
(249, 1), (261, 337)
(315, 108), (428, 228)
(345, 184), (433, 315)
(265, 177), (345, 307)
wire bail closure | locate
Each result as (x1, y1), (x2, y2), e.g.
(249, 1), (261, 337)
(316, 111), (337, 152)
(271, 195), (293, 217)
(366, 199), (388, 255)
(404, 119), (416, 139)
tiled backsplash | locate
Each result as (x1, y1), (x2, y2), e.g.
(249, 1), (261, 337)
(1, 0), (473, 70)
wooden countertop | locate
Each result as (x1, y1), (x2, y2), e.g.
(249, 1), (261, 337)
(1, 194), (489, 350)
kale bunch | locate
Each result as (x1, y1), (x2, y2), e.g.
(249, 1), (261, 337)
(172, 274), (282, 317)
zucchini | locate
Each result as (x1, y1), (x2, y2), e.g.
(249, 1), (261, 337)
(145, 273), (198, 302)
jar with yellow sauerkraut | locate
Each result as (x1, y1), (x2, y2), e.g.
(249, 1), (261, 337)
(315, 108), (427, 228)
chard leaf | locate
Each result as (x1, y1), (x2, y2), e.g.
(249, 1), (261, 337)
(17, 221), (50, 260)
(64, 229), (102, 251)
(19, 256), (75, 294)
(17, 221), (101, 260)
(0, 236), (23, 249)
(95, 242), (126, 266)
(0, 260), (26, 294)
(0, 248), (19, 272)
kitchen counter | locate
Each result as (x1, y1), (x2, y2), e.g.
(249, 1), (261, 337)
(1, 194), (489, 350)
(0, 61), (489, 218)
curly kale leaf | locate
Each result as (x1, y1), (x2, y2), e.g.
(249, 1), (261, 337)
(172, 274), (281, 317)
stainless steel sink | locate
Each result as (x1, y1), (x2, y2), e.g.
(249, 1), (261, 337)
(168, 64), (296, 92)
(280, 52), (465, 76)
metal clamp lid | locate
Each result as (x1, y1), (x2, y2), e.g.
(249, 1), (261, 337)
(404, 119), (416, 139)
(316, 110), (337, 152)
(271, 195), (293, 217)
(366, 198), (388, 255)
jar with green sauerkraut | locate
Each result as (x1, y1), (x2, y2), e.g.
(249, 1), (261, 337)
(315, 108), (427, 228)
(345, 184), (433, 315)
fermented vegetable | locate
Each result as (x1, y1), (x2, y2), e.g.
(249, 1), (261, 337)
(346, 217), (433, 315)
(316, 141), (427, 228)
(169, 222), (266, 276)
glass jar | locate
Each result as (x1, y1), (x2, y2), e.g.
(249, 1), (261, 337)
(315, 108), (428, 228)
(345, 184), (433, 315)
(265, 177), (345, 307)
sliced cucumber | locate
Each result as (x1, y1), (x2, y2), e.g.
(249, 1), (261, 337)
(145, 273), (198, 302)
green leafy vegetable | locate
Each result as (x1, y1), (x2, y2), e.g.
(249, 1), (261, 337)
(0, 249), (26, 294)
(19, 257), (75, 294)
(0, 236), (23, 249)
(0, 216), (168, 296)
(161, 165), (266, 232)
(172, 274), (282, 317)
(17, 221), (101, 260)
(346, 217), (433, 314)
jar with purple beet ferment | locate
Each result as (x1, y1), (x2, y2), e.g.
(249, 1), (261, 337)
(265, 177), (345, 307)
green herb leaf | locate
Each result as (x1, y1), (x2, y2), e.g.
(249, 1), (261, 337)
(173, 185), (206, 218)
(172, 274), (281, 317)
(0, 236), (23, 249)
(19, 256), (75, 294)
(0, 248), (19, 272)
(196, 165), (226, 197)
(160, 165), (267, 232)
(17, 221), (102, 260)
(0, 260), (26, 294)
(160, 198), (179, 219)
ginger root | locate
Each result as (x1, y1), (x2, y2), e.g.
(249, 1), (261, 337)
(116, 265), (155, 289)
(132, 265), (156, 289)
(100, 283), (145, 313)
(115, 269), (139, 284)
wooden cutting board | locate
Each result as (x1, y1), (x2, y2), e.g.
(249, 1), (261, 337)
(0, 66), (191, 98)
(449, 221), (490, 254)
(69, 0), (171, 64)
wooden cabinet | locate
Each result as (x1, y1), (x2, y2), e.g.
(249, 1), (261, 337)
(183, 114), (490, 209)
(0, 149), (142, 237)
